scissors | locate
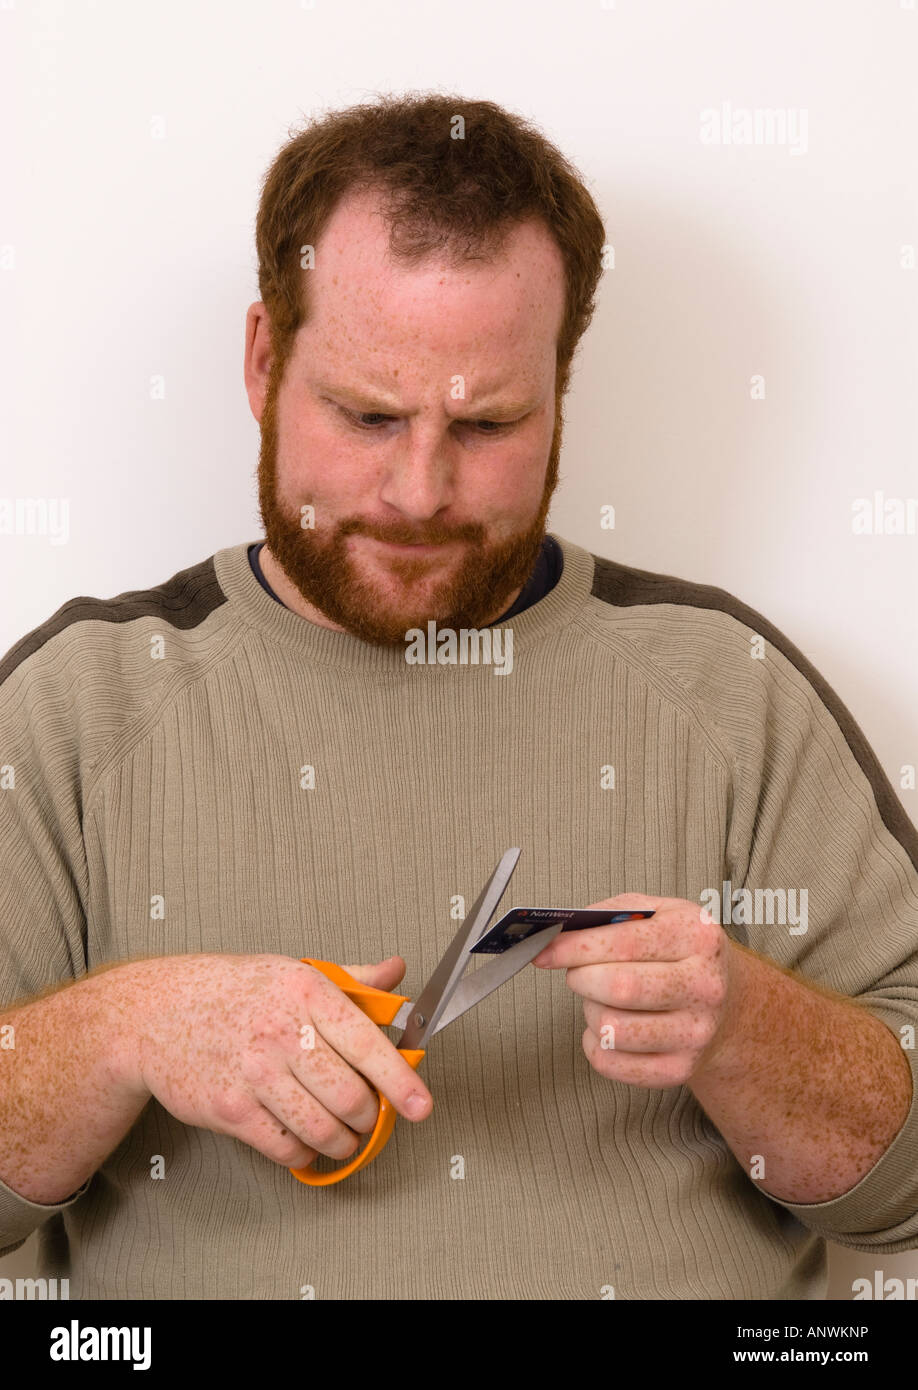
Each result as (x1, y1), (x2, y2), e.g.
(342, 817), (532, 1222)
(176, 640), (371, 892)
(290, 846), (564, 1187)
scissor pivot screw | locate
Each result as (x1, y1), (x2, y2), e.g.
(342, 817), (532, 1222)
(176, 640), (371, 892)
(414, 1012), (426, 1027)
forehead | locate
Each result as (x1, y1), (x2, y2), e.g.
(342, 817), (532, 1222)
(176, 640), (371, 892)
(296, 188), (566, 375)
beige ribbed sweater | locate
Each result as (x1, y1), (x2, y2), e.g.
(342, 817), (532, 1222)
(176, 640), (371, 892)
(1, 532), (916, 1299)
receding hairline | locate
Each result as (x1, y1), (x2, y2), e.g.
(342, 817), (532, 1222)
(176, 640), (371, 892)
(313, 180), (565, 277)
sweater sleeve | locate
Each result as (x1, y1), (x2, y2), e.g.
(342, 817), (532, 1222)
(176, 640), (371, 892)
(718, 622), (918, 1253)
(0, 640), (92, 1254)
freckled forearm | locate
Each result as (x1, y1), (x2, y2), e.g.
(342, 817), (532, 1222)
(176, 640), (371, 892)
(0, 965), (151, 1204)
(687, 943), (914, 1204)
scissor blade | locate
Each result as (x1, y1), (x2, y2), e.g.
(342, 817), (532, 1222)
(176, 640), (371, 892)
(423, 922), (564, 1036)
(395, 847), (521, 1051)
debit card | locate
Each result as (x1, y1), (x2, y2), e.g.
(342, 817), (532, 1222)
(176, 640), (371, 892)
(471, 906), (656, 955)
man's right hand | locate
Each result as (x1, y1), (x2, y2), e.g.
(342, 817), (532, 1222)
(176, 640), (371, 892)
(115, 952), (433, 1171)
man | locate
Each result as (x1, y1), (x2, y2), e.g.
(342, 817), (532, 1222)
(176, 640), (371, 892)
(0, 94), (915, 1300)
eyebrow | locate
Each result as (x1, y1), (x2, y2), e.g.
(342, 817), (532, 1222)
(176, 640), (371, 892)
(313, 380), (539, 421)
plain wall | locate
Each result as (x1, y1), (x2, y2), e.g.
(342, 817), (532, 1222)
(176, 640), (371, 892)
(1, 0), (916, 1298)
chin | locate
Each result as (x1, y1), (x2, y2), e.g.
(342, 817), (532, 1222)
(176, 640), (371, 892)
(361, 551), (458, 590)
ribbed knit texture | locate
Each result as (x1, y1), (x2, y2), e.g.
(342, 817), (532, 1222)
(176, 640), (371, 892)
(1, 532), (916, 1299)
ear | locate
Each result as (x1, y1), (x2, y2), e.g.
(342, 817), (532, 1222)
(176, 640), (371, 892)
(243, 301), (273, 423)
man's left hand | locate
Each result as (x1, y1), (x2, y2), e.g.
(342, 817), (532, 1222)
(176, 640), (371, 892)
(531, 894), (735, 1088)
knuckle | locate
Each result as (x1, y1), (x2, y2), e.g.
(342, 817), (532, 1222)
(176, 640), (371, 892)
(239, 1051), (274, 1089)
(618, 971), (641, 1007)
(706, 972), (728, 1007)
(298, 970), (327, 1008)
(211, 1088), (254, 1127)
(623, 973), (645, 1006)
(693, 1013), (719, 1047)
(274, 1146), (318, 1171)
(337, 1081), (375, 1124)
(249, 1016), (287, 1047)
(268, 1131), (315, 1166)
(249, 1124), (305, 1165)
(307, 1113), (343, 1149)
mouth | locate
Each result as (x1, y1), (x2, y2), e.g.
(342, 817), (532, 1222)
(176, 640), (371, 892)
(367, 537), (457, 555)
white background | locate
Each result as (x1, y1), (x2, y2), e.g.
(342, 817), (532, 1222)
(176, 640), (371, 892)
(1, 0), (916, 1297)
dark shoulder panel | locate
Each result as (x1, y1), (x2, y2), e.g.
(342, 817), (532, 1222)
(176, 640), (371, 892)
(0, 555), (227, 688)
(590, 552), (918, 874)
(592, 552), (761, 616)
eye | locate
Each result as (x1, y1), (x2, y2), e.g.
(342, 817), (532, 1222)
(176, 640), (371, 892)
(342, 409), (394, 431)
(338, 405), (512, 434)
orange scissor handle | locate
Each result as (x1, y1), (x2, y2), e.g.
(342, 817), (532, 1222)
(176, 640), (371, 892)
(289, 958), (425, 1187)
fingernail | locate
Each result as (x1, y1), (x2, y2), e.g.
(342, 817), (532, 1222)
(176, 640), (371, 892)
(405, 1093), (428, 1117)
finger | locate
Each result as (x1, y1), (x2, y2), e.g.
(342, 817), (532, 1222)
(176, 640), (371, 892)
(593, 892), (684, 912)
(582, 1028), (700, 1088)
(341, 956), (407, 991)
(288, 1027), (385, 1134)
(564, 958), (710, 1010)
(534, 911), (719, 968)
(304, 970), (433, 1120)
(581, 997), (718, 1053)
(212, 1087), (336, 1168)
(256, 1067), (377, 1161)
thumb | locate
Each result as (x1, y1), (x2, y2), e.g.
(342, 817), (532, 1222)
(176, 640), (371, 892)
(342, 955), (407, 991)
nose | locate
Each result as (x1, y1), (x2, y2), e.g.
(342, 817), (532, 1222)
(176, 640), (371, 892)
(377, 423), (456, 522)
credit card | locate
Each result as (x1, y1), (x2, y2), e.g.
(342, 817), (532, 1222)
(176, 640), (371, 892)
(470, 906), (656, 955)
